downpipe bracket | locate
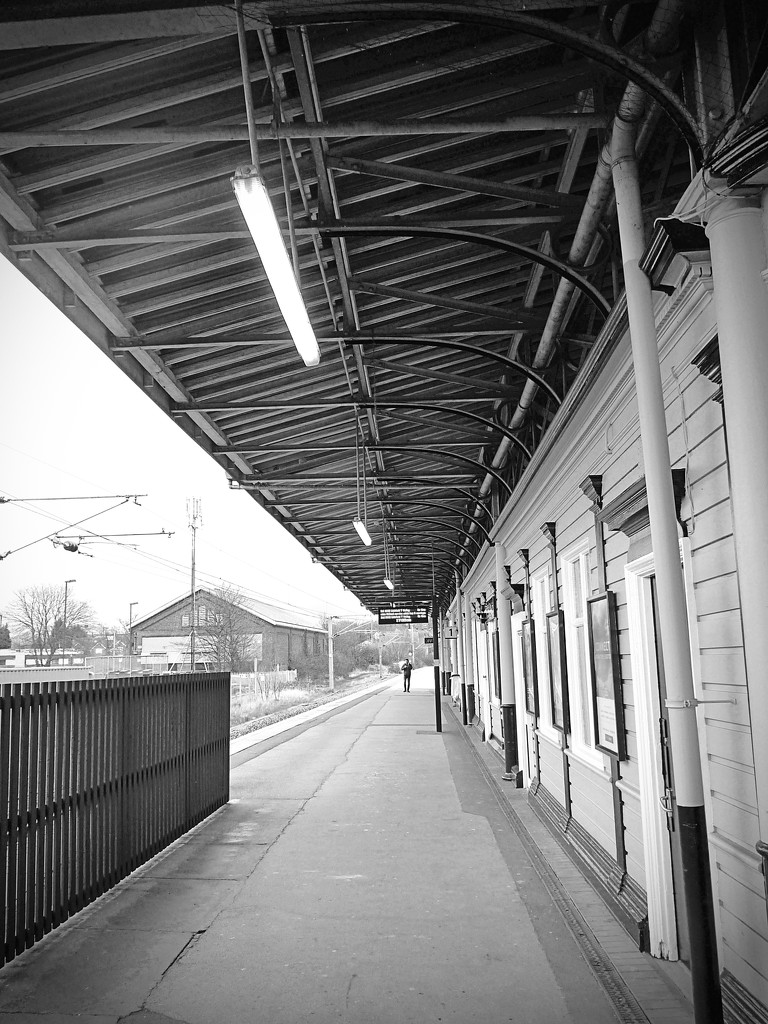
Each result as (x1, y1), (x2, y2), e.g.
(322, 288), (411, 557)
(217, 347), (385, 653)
(665, 697), (737, 709)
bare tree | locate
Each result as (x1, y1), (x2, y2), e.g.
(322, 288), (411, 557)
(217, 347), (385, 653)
(7, 584), (94, 665)
(195, 586), (258, 671)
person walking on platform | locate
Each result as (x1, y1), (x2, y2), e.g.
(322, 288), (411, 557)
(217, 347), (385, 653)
(402, 656), (412, 692)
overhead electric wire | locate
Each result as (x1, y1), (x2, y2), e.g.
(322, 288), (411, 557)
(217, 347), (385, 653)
(0, 443), (363, 613)
(0, 493), (145, 503)
(32, 512), (360, 618)
(0, 497), (133, 560)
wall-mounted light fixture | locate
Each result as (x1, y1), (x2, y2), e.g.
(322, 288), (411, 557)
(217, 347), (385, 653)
(472, 591), (493, 626)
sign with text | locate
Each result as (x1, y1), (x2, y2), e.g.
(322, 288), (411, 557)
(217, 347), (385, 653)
(377, 606), (430, 624)
(424, 636), (434, 644)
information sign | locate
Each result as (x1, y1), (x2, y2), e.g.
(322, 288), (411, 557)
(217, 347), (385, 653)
(424, 636), (433, 644)
(377, 606), (430, 625)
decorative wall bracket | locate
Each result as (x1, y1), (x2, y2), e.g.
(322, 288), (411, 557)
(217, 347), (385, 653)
(598, 469), (688, 539)
(541, 522), (557, 548)
(579, 474), (604, 513)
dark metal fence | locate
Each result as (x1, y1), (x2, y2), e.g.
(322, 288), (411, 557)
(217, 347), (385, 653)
(0, 673), (230, 967)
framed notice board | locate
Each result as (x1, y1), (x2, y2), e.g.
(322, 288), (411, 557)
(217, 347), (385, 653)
(587, 591), (626, 759)
(521, 618), (538, 716)
(546, 609), (569, 733)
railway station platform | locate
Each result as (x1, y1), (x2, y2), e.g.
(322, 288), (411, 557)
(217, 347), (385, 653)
(0, 668), (693, 1024)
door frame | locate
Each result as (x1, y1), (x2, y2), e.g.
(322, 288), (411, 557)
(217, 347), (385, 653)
(487, 619), (502, 740)
(473, 617), (490, 730)
(511, 609), (532, 787)
(625, 549), (679, 959)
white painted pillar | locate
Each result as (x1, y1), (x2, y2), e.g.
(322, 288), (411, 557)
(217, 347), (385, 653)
(706, 196), (768, 843)
(613, 118), (721, 1023)
(449, 626), (459, 700)
(455, 573), (466, 698)
(612, 118), (704, 808)
(495, 542), (515, 705)
(463, 589), (476, 715)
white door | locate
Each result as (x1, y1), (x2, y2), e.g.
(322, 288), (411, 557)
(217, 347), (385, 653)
(472, 619), (488, 730)
(511, 610), (532, 787)
(625, 552), (680, 959)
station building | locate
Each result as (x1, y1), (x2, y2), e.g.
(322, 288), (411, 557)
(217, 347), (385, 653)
(449, 164), (768, 1021)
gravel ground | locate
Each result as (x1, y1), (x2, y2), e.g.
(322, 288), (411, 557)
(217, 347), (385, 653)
(229, 673), (394, 739)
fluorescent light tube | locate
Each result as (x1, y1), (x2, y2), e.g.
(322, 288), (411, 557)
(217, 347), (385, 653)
(383, 578), (394, 590)
(352, 518), (372, 546)
(231, 165), (320, 367)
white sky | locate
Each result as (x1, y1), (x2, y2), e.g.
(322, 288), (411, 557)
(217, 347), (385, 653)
(0, 256), (367, 630)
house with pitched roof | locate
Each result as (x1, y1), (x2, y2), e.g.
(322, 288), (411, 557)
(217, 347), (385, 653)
(130, 588), (327, 672)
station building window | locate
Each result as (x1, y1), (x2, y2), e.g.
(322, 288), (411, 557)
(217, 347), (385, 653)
(561, 539), (601, 767)
(532, 569), (557, 742)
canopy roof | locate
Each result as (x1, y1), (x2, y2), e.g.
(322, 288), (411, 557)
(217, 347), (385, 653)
(2, 1), (757, 610)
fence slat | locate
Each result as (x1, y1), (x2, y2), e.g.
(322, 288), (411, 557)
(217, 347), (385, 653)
(41, 682), (55, 936)
(15, 684), (31, 956)
(0, 686), (12, 967)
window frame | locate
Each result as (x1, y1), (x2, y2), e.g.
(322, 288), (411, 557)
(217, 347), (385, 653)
(561, 537), (604, 769)
(531, 568), (559, 744)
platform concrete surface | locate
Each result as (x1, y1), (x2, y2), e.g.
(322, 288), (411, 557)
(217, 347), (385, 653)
(0, 669), (622, 1024)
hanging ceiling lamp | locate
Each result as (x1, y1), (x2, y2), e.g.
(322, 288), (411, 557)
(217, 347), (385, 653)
(232, 0), (319, 368)
(383, 529), (394, 590)
(352, 427), (372, 546)
(231, 166), (320, 368)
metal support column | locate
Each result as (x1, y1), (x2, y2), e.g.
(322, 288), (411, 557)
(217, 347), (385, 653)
(432, 598), (442, 733)
(612, 117), (721, 1024)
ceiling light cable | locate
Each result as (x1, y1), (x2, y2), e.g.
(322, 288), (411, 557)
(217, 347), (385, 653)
(235, 0), (260, 172)
(232, 1), (319, 367)
(352, 424), (372, 546)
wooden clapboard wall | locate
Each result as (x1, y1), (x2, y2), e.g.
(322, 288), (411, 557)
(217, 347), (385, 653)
(461, 253), (766, 1011)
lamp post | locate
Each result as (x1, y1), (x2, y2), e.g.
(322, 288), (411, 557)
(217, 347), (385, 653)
(327, 616), (335, 692)
(63, 579), (76, 663)
(128, 601), (138, 670)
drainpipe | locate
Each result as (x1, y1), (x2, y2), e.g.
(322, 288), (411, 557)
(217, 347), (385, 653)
(455, 571), (467, 723)
(612, 115), (722, 1024)
(442, 614), (452, 695)
(448, 618), (459, 702)
(463, 0), (687, 554)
